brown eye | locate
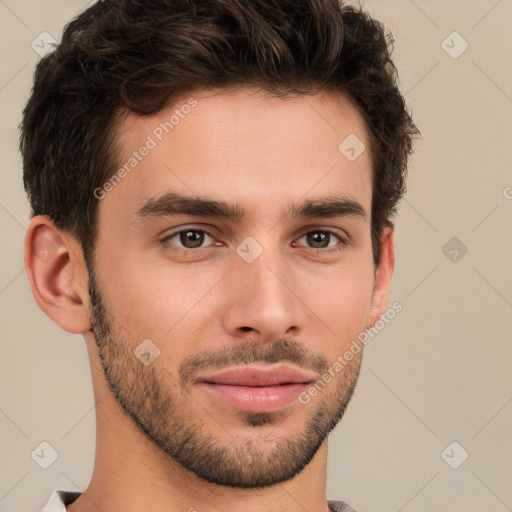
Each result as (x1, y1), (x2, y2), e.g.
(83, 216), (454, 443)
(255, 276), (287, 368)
(179, 230), (206, 249)
(295, 230), (345, 251)
(305, 231), (331, 248)
(163, 229), (215, 250)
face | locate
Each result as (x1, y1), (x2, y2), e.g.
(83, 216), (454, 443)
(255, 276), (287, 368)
(88, 87), (379, 487)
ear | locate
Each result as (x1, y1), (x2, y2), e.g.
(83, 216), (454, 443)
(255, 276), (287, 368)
(24, 215), (91, 334)
(367, 225), (395, 328)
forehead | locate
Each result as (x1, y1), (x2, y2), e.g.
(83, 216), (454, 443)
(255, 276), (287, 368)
(103, 87), (373, 223)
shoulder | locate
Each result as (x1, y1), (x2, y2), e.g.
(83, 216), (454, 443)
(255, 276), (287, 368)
(40, 489), (81, 511)
(328, 499), (359, 512)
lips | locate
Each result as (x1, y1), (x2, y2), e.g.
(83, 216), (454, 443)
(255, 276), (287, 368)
(195, 364), (317, 413)
(196, 364), (317, 387)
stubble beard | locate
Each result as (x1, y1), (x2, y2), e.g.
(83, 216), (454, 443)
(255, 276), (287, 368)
(87, 269), (362, 488)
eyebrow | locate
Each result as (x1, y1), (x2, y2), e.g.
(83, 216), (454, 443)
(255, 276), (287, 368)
(135, 192), (367, 222)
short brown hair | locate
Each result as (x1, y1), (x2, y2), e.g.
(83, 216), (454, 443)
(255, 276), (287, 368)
(20, 0), (419, 267)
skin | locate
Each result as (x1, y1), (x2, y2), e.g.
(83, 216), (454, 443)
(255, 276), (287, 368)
(24, 87), (394, 512)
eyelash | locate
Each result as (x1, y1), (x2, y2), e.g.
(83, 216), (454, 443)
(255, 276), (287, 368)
(159, 227), (349, 256)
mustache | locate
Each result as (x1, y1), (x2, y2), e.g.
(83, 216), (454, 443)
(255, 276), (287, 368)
(178, 338), (329, 386)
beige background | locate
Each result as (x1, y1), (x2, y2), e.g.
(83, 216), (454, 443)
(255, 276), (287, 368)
(1, 1), (511, 511)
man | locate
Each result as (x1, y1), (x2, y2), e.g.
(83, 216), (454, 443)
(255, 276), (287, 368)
(21, 0), (418, 510)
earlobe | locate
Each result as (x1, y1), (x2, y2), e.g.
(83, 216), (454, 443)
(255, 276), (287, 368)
(367, 225), (395, 329)
(24, 216), (91, 334)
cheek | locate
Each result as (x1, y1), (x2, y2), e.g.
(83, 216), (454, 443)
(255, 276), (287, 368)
(321, 281), (373, 338)
(301, 258), (375, 350)
(100, 254), (224, 346)
(92, 245), (172, 340)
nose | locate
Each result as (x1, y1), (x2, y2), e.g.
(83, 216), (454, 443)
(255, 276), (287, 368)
(221, 241), (308, 343)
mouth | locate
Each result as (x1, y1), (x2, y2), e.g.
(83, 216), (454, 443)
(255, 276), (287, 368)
(195, 364), (317, 413)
